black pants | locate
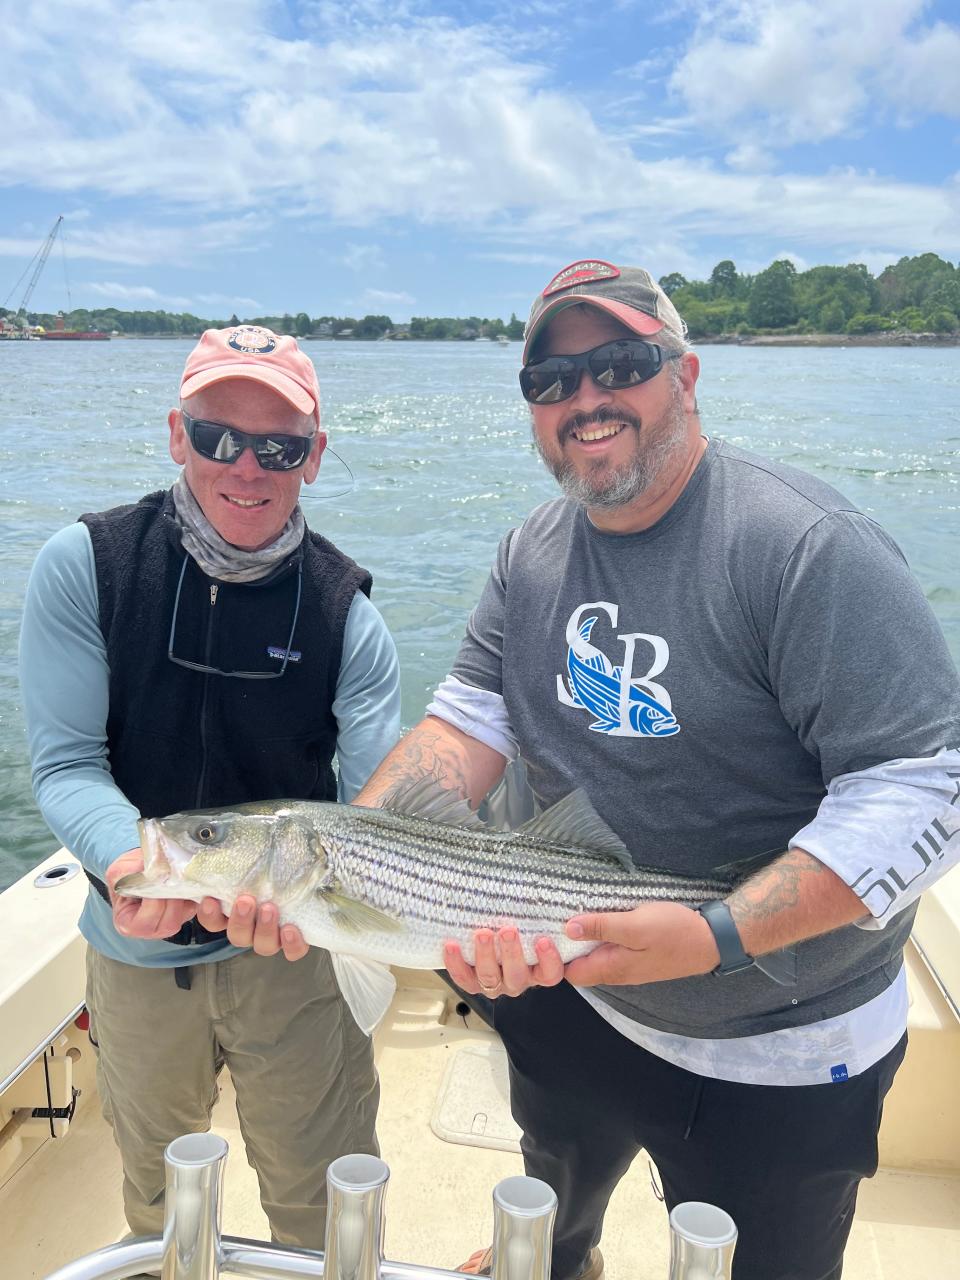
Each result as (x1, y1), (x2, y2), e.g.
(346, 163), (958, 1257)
(474, 980), (905, 1280)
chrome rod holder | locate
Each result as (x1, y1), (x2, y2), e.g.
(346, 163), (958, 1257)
(161, 1132), (228, 1280)
(667, 1201), (737, 1280)
(490, 1175), (557, 1280)
(324, 1152), (390, 1280)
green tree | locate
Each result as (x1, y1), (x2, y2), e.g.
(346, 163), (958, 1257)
(709, 260), (739, 298)
(895, 306), (925, 331)
(294, 312), (311, 337)
(924, 307), (958, 333)
(506, 312), (524, 340)
(876, 253), (957, 313)
(659, 273), (688, 297)
(846, 313), (891, 334)
(748, 260), (799, 329)
(354, 314), (393, 339)
(796, 264), (876, 330)
(818, 301), (846, 333)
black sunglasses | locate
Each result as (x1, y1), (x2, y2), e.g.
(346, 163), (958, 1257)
(167, 556), (302, 679)
(519, 339), (678, 405)
(182, 411), (316, 472)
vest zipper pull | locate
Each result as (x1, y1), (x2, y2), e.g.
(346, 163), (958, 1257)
(210, 584), (218, 606)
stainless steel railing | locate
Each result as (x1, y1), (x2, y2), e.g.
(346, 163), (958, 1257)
(43, 1132), (558, 1280)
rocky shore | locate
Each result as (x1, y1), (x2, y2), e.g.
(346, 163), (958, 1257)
(696, 332), (960, 347)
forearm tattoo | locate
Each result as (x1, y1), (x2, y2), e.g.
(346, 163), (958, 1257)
(370, 728), (473, 802)
(728, 849), (826, 929)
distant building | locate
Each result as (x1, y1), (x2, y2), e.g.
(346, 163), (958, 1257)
(311, 321), (333, 337)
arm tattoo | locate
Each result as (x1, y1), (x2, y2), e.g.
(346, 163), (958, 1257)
(372, 729), (472, 802)
(728, 849), (826, 928)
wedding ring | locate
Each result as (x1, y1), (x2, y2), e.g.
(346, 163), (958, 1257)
(478, 979), (503, 995)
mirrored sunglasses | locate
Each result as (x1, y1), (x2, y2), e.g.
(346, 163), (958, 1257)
(519, 339), (678, 405)
(182, 411), (316, 471)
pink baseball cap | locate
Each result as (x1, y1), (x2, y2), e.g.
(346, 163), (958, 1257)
(180, 325), (321, 424)
(522, 260), (687, 364)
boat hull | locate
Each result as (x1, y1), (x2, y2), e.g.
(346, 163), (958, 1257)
(39, 332), (110, 341)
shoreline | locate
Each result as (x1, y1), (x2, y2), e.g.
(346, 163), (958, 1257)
(696, 333), (960, 348)
(7, 332), (958, 347)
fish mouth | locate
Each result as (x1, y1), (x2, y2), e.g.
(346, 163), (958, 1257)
(133, 817), (193, 887)
(113, 869), (154, 895)
(137, 818), (171, 876)
(649, 719), (678, 735)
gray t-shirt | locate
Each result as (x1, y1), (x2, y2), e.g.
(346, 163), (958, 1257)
(451, 438), (960, 1037)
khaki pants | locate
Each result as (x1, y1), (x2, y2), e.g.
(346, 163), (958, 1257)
(85, 946), (379, 1250)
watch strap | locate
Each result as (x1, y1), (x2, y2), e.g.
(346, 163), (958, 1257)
(696, 899), (754, 976)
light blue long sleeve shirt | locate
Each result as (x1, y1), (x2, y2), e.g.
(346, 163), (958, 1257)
(19, 521), (401, 966)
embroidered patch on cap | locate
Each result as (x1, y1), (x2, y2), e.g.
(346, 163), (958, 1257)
(830, 1064), (849, 1083)
(227, 325), (278, 355)
(543, 260), (620, 297)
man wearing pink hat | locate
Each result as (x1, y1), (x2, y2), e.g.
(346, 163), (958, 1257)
(354, 262), (960, 1278)
(20, 324), (400, 1259)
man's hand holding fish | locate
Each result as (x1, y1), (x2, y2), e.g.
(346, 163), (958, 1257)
(106, 849), (198, 941)
(192, 891), (310, 961)
(443, 926), (565, 999)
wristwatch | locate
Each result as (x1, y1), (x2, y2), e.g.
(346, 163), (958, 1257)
(696, 899), (755, 976)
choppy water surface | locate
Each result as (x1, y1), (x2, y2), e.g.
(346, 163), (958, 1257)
(1, 341), (958, 886)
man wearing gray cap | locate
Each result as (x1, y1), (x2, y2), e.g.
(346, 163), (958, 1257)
(355, 261), (960, 1278)
(20, 325), (400, 1262)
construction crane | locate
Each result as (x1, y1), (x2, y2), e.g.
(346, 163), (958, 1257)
(2, 215), (64, 331)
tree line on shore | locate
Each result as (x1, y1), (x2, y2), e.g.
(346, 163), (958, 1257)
(3, 252), (957, 341)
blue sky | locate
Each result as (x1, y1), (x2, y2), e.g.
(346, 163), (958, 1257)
(2, 0), (959, 322)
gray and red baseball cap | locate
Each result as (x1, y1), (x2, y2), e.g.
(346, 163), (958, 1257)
(522, 260), (687, 364)
(180, 325), (321, 424)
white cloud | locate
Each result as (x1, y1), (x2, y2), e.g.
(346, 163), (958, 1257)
(670, 0), (960, 149)
(360, 288), (415, 306)
(724, 143), (775, 173)
(341, 244), (386, 272)
(0, 214), (271, 268)
(195, 293), (263, 311)
(1, 0), (958, 293)
(882, 20), (960, 117)
(472, 251), (559, 266)
(82, 281), (191, 306)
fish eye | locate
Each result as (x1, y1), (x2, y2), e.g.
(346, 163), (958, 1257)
(194, 823), (222, 844)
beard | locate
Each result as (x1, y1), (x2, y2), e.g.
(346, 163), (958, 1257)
(532, 380), (690, 510)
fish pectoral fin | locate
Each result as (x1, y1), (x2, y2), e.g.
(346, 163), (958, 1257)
(518, 789), (634, 871)
(330, 953), (396, 1035)
(319, 888), (406, 935)
(378, 777), (485, 829)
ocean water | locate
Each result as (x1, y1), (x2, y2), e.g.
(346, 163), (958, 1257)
(1, 340), (958, 888)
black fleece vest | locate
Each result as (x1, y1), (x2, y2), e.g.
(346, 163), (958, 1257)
(80, 491), (371, 927)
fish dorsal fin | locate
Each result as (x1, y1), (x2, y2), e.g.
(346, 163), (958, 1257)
(380, 777), (485, 829)
(518, 789), (634, 871)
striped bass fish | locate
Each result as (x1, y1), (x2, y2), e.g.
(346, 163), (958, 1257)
(118, 781), (790, 1032)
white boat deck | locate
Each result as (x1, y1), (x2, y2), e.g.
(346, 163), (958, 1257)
(2, 855), (960, 1278)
